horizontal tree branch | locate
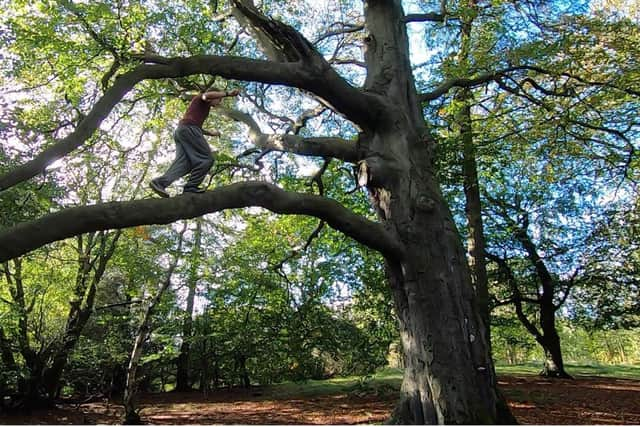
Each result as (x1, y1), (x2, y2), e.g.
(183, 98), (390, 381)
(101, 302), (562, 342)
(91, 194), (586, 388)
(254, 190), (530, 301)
(418, 63), (640, 103)
(329, 58), (367, 68)
(520, 65), (640, 98)
(0, 181), (404, 263)
(219, 108), (358, 163)
(255, 135), (359, 163)
(418, 71), (506, 102)
(94, 299), (143, 311)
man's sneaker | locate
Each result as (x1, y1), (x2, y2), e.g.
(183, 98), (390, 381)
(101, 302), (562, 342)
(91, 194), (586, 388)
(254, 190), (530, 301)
(150, 179), (170, 198)
(183, 187), (206, 194)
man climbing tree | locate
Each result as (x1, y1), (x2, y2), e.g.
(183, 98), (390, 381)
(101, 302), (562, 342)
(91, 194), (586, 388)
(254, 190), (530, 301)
(150, 88), (240, 197)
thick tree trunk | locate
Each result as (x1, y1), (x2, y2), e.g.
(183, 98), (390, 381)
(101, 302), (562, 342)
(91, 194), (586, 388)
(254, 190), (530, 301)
(357, 1), (514, 423)
(358, 121), (513, 423)
(383, 169), (513, 423)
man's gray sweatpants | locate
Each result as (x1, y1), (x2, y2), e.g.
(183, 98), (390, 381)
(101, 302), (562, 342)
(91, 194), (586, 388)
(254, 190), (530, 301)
(156, 124), (213, 191)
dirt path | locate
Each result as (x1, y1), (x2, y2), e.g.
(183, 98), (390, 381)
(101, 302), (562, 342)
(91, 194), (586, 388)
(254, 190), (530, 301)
(2, 375), (639, 424)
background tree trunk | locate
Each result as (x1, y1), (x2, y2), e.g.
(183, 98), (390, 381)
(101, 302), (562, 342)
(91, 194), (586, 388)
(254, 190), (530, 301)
(176, 220), (202, 392)
(487, 246), (572, 380)
(456, 0), (491, 337)
(459, 90), (490, 336)
(538, 308), (571, 378)
(518, 223), (572, 379)
(123, 225), (186, 424)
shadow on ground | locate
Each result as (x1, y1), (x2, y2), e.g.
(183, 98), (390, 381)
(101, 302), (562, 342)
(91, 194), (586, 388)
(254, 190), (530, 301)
(1, 375), (639, 425)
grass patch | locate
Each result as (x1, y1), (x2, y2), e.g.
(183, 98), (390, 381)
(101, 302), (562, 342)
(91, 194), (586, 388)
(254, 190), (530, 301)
(495, 362), (640, 380)
(265, 376), (356, 398)
(260, 363), (639, 400)
(564, 363), (640, 379)
(495, 363), (542, 376)
(264, 368), (402, 399)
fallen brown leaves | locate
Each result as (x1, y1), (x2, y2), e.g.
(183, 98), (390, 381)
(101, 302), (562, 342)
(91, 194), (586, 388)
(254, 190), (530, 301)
(2, 375), (638, 425)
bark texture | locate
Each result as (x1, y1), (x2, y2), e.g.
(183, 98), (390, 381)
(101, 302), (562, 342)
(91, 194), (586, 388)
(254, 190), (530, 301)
(356, 1), (514, 423)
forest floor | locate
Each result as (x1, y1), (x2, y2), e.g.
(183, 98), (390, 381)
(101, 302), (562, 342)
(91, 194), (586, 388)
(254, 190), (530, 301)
(2, 374), (639, 425)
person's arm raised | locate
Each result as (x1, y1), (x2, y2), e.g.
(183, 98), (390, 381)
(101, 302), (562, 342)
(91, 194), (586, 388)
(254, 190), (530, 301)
(202, 88), (240, 101)
(202, 129), (221, 137)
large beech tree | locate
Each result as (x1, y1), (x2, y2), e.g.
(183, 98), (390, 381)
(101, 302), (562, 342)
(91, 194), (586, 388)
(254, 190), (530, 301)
(0, 0), (539, 423)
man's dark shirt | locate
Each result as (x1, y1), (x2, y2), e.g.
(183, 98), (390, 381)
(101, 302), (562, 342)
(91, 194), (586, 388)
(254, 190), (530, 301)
(179, 96), (211, 127)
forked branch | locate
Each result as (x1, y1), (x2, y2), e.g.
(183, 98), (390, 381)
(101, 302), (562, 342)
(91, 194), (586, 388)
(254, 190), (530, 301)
(219, 108), (358, 163)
